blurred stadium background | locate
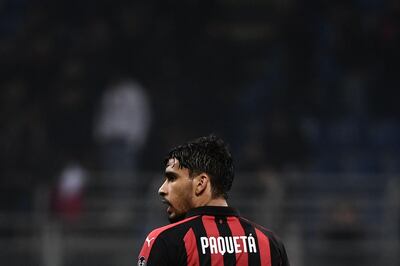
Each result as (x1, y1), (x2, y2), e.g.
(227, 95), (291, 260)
(1, 0), (399, 265)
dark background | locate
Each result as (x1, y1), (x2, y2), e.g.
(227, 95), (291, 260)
(0, 1), (399, 265)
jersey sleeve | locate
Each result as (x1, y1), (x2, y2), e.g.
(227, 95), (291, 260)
(137, 232), (169, 266)
(255, 224), (290, 266)
(278, 239), (290, 266)
(269, 233), (290, 266)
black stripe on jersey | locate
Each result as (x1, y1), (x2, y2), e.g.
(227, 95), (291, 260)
(215, 216), (236, 265)
(192, 217), (211, 266)
(239, 218), (261, 265)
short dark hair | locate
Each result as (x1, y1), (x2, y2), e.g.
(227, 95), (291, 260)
(164, 135), (234, 199)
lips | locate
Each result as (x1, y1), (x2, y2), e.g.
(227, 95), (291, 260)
(161, 198), (172, 213)
(161, 198), (170, 205)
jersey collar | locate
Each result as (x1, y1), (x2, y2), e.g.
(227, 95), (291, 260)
(186, 206), (240, 218)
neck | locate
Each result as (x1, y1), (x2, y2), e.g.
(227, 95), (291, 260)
(195, 197), (228, 208)
(206, 198), (228, 207)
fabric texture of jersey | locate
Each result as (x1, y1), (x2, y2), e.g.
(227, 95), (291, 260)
(138, 206), (290, 266)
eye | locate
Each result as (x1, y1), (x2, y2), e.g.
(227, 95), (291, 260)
(167, 175), (176, 181)
(165, 173), (177, 182)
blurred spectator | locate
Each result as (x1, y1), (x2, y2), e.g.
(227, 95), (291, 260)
(51, 159), (88, 223)
(93, 78), (151, 174)
(93, 77), (152, 222)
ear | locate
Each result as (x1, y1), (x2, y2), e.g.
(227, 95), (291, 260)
(194, 173), (210, 196)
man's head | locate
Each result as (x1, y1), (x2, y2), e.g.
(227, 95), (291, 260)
(158, 135), (234, 223)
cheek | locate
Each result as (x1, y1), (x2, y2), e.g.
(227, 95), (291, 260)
(171, 184), (193, 208)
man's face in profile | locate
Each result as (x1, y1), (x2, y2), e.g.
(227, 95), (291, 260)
(158, 158), (196, 223)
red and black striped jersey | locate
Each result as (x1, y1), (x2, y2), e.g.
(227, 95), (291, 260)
(138, 206), (290, 266)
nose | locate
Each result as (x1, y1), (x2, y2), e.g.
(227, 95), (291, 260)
(158, 179), (167, 196)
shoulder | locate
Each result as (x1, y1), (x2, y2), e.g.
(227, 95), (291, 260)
(145, 215), (199, 242)
(239, 216), (283, 244)
(138, 215), (199, 260)
(239, 217), (289, 265)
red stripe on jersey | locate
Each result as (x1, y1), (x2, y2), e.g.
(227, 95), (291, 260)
(227, 217), (248, 266)
(184, 228), (200, 266)
(138, 216), (198, 260)
(202, 215), (224, 265)
(255, 228), (271, 266)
